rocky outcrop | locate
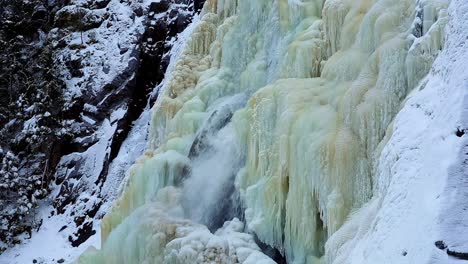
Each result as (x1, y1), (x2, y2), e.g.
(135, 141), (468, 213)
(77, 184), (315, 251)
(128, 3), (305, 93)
(0, 0), (205, 251)
(49, 0), (203, 247)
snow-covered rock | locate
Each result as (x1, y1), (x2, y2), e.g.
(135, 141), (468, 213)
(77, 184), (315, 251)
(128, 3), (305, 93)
(0, 0), (203, 259)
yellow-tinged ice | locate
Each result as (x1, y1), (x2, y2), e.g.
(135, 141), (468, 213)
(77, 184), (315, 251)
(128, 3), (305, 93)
(235, 0), (448, 261)
(78, 0), (449, 263)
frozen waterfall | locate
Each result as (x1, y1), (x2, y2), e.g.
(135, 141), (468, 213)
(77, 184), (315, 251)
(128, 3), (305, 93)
(76, 0), (452, 263)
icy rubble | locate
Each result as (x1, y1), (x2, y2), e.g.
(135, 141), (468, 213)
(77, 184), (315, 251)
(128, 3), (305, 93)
(77, 187), (274, 264)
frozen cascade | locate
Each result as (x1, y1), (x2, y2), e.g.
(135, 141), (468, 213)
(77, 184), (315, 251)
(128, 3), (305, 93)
(77, 0), (450, 263)
(183, 94), (246, 229)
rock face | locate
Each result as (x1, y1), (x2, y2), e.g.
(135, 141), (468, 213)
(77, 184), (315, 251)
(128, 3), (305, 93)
(0, 0), (205, 251)
(51, 0), (203, 248)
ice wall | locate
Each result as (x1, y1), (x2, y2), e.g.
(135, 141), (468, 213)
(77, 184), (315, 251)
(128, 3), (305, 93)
(77, 0), (449, 263)
(234, 0), (448, 262)
(324, 1), (467, 263)
(232, 0), (447, 262)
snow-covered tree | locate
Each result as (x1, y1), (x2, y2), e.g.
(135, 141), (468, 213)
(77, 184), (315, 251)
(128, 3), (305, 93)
(0, 0), (69, 251)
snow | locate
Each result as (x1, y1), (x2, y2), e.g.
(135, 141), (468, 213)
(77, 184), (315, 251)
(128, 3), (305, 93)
(96, 107), (151, 217)
(0, 118), (116, 263)
(52, 0), (146, 104)
(0, 103), (146, 263)
(0, 202), (100, 264)
(110, 106), (127, 123)
(326, 0), (468, 263)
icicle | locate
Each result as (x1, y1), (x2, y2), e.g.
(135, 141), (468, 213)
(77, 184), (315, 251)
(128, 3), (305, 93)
(78, 0), (449, 262)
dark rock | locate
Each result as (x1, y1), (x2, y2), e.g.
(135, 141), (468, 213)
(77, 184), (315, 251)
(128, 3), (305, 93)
(189, 109), (234, 159)
(205, 176), (242, 232)
(91, 0), (111, 9)
(194, 0), (206, 12)
(435, 240), (447, 250)
(54, 7), (106, 31)
(119, 47), (129, 55)
(32, 5), (48, 20)
(74, 215), (86, 227)
(149, 0), (170, 14)
(68, 43), (87, 50)
(102, 64), (110, 74)
(55, 38), (68, 49)
(255, 236), (287, 264)
(68, 221), (96, 247)
(54, 7), (87, 29)
(168, 10), (191, 35)
(413, 4), (423, 38)
(36, 219), (43, 232)
(65, 58), (84, 78)
(437, 241), (468, 260)
(133, 6), (143, 17)
(57, 258), (65, 263)
(447, 249), (468, 260)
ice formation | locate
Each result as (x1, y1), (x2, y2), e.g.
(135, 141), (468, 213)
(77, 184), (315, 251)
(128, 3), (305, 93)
(77, 187), (275, 264)
(77, 0), (450, 263)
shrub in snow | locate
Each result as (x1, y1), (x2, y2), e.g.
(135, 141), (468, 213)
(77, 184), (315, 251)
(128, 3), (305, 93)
(0, 150), (47, 251)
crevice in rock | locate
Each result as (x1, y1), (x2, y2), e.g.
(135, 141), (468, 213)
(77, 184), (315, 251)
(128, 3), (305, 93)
(254, 236), (288, 264)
